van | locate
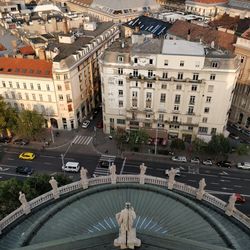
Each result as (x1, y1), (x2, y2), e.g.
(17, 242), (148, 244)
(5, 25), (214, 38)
(237, 162), (250, 170)
(62, 162), (80, 173)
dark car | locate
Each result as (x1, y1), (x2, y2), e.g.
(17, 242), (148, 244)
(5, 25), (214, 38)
(96, 120), (103, 128)
(16, 166), (33, 175)
(235, 193), (246, 203)
(0, 137), (11, 143)
(13, 138), (30, 145)
(99, 160), (114, 168)
(216, 160), (232, 168)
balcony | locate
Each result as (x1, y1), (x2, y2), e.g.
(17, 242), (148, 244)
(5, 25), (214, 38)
(186, 112), (195, 116)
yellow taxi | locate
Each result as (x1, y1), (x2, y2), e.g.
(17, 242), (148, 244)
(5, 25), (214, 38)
(19, 152), (36, 160)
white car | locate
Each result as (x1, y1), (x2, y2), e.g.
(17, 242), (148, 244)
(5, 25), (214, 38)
(237, 162), (250, 170)
(202, 159), (213, 166)
(190, 157), (200, 164)
(82, 120), (90, 128)
(165, 168), (181, 177)
(171, 156), (187, 162)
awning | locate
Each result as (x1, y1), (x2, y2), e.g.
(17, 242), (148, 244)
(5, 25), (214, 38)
(145, 129), (168, 139)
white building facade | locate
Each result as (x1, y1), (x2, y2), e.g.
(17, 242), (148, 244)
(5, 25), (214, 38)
(99, 38), (240, 142)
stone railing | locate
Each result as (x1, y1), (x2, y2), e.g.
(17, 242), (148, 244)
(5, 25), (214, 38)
(1, 174), (250, 234)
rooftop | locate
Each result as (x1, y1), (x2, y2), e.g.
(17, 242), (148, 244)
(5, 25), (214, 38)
(0, 57), (52, 78)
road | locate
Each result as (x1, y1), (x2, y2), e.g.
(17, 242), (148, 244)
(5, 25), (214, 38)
(1, 142), (250, 216)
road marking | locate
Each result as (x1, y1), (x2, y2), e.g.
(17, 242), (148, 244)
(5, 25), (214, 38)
(40, 155), (58, 159)
(221, 187), (233, 190)
(219, 171), (229, 175)
(44, 162), (52, 165)
(220, 179), (230, 182)
(50, 172), (57, 176)
(0, 164), (17, 169)
(0, 172), (32, 178)
(233, 185), (243, 188)
(211, 182), (219, 185)
(7, 157), (15, 161)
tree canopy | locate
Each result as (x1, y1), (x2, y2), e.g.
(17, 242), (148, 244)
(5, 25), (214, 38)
(207, 134), (231, 156)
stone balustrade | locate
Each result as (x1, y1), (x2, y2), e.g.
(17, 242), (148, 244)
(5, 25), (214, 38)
(1, 174), (250, 234)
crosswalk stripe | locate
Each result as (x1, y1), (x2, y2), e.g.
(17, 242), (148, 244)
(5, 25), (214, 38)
(72, 135), (93, 145)
(86, 137), (92, 145)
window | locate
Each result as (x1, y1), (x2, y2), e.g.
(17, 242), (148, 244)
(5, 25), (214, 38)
(16, 82), (20, 89)
(146, 92), (152, 100)
(240, 56), (245, 63)
(46, 84), (50, 91)
(147, 83), (152, 88)
(208, 85), (214, 92)
(176, 84), (182, 90)
(204, 107), (210, 113)
(59, 95), (63, 100)
(119, 100), (123, 107)
(210, 74), (216, 80)
(25, 93), (29, 100)
(160, 93), (166, 103)
(162, 72), (168, 79)
(188, 106), (194, 114)
(135, 81), (138, 87)
(177, 72), (183, 80)
(195, 61), (200, 68)
(191, 85), (197, 91)
(173, 116), (178, 122)
(193, 73), (199, 81)
(132, 91), (137, 97)
(39, 94), (43, 101)
(9, 82), (13, 88)
(57, 85), (62, 91)
(188, 126), (193, 131)
(30, 83), (34, 90)
(180, 61), (184, 67)
(118, 80), (123, 86)
(118, 68), (123, 75)
(134, 58), (138, 63)
(211, 62), (218, 68)
(133, 69), (138, 77)
(79, 74), (83, 82)
(117, 119), (125, 124)
(149, 59), (153, 64)
(206, 96), (211, 103)
(199, 127), (208, 134)
(65, 82), (70, 90)
(2, 81), (6, 87)
(37, 84), (41, 90)
(174, 105), (179, 111)
(175, 94), (180, 104)
(118, 90), (123, 96)
(146, 114), (151, 119)
(211, 128), (217, 135)
(5, 93), (9, 99)
(18, 93), (22, 99)
(32, 94), (36, 100)
(110, 118), (114, 123)
(117, 56), (124, 62)
(23, 83), (27, 89)
(148, 70), (153, 78)
(164, 60), (168, 66)
(56, 74), (60, 80)
(64, 74), (68, 80)
(162, 84), (167, 89)
(146, 102), (151, 109)
(202, 117), (207, 123)
(189, 96), (195, 105)
(159, 114), (164, 121)
(48, 95), (52, 102)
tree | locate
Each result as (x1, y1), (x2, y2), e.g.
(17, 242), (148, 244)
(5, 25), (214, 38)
(129, 129), (149, 150)
(15, 110), (44, 139)
(207, 134), (230, 157)
(192, 138), (208, 153)
(236, 144), (250, 155)
(114, 127), (127, 151)
(170, 138), (185, 150)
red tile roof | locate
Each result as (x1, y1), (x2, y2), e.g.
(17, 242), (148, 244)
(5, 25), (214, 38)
(168, 20), (237, 51)
(0, 44), (6, 51)
(190, 0), (228, 3)
(0, 57), (52, 78)
(19, 46), (35, 55)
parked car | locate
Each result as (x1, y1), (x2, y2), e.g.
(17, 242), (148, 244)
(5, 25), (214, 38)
(190, 157), (200, 164)
(229, 133), (239, 140)
(171, 156), (187, 162)
(99, 160), (113, 168)
(13, 138), (30, 145)
(235, 193), (246, 203)
(16, 166), (33, 175)
(165, 168), (181, 177)
(0, 137), (11, 143)
(19, 152), (36, 160)
(237, 162), (250, 170)
(242, 129), (250, 137)
(231, 123), (242, 131)
(82, 120), (90, 128)
(96, 120), (103, 128)
(202, 159), (213, 165)
(216, 160), (232, 168)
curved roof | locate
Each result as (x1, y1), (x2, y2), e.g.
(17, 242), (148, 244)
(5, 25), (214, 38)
(1, 183), (250, 250)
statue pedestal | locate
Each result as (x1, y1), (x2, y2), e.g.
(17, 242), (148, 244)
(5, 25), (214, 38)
(114, 228), (141, 249)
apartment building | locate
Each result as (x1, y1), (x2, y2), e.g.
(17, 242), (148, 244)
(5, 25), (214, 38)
(229, 36), (250, 129)
(99, 36), (240, 142)
(0, 57), (58, 127)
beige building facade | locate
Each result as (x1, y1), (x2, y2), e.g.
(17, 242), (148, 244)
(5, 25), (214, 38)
(99, 37), (240, 142)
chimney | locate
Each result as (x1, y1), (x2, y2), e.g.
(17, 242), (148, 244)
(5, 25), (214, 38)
(187, 29), (191, 41)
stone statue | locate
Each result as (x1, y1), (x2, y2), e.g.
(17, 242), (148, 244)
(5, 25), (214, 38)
(167, 167), (178, 190)
(225, 193), (236, 216)
(19, 191), (30, 214)
(139, 163), (147, 184)
(109, 163), (117, 184)
(49, 176), (59, 199)
(114, 202), (141, 249)
(80, 167), (88, 189)
(196, 178), (206, 200)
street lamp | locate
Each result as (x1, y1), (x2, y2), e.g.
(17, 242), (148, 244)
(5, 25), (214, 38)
(155, 120), (163, 155)
(46, 108), (54, 144)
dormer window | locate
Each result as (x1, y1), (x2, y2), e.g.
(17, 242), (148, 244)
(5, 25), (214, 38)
(118, 56), (124, 63)
(134, 58), (138, 64)
(212, 61), (219, 68)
